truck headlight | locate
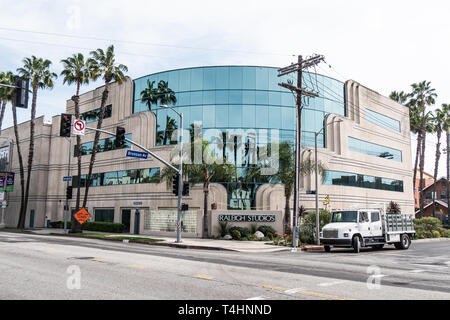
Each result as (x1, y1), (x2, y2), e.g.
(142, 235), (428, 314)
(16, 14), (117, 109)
(344, 233), (349, 238)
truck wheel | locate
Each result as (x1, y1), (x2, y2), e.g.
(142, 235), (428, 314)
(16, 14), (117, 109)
(395, 234), (411, 250)
(352, 236), (361, 253)
(324, 245), (331, 252)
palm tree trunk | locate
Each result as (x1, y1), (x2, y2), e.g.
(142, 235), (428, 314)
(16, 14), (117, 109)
(203, 186), (209, 239)
(447, 132), (450, 223)
(70, 80), (83, 233)
(12, 102), (26, 229)
(432, 131), (442, 217)
(412, 131), (422, 196)
(0, 100), (7, 132)
(82, 84), (109, 209)
(285, 194), (291, 234)
(21, 86), (38, 229)
(419, 129), (427, 217)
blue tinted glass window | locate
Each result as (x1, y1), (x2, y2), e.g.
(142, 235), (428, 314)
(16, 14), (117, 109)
(203, 68), (216, 90)
(281, 92), (294, 107)
(268, 68), (279, 91)
(215, 67), (229, 89)
(203, 90), (215, 104)
(229, 67), (243, 90)
(242, 105), (255, 127)
(190, 68), (203, 91)
(203, 105), (215, 128)
(177, 92), (190, 106)
(190, 106), (203, 123)
(348, 137), (402, 162)
(255, 91), (269, 104)
(216, 90), (229, 104)
(216, 105), (229, 128)
(179, 69), (191, 91)
(229, 90), (243, 104)
(255, 105), (268, 128)
(268, 107), (282, 129)
(242, 90), (255, 104)
(167, 71), (179, 92)
(366, 109), (401, 132)
(190, 91), (202, 105)
(243, 67), (256, 90)
(229, 106), (242, 127)
(281, 107), (295, 130)
(255, 67), (269, 90)
(269, 91), (281, 106)
(323, 170), (404, 192)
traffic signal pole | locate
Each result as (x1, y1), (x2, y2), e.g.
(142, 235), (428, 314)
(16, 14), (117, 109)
(64, 137), (72, 234)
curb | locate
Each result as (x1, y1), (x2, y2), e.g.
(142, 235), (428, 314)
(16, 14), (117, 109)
(48, 233), (238, 252)
(301, 246), (324, 252)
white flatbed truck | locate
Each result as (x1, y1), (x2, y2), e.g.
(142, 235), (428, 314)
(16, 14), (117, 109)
(320, 209), (415, 253)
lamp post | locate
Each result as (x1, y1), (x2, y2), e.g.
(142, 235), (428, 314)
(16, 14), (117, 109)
(0, 137), (13, 229)
(314, 119), (343, 245)
(161, 104), (183, 244)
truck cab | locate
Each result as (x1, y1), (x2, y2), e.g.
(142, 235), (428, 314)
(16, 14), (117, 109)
(320, 209), (415, 253)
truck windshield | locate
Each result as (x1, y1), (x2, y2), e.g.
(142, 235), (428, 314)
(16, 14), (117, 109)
(331, 211), (358, 223)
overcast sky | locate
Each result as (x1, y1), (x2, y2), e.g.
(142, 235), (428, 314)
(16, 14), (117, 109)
(0, 0), (448, 177)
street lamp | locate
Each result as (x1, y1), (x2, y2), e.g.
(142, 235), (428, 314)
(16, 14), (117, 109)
(314, 119), (343, 245)
(161, 104), (183, 244)
(0, 137), (13, 229)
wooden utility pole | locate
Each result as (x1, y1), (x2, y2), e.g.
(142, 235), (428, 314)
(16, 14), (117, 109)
(278, 54), (325, 251)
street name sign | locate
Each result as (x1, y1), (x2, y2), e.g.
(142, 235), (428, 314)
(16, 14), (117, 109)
(74, 208), (91, 225)
(73, 119), (86, 136)
(63, 176), (72, 182)
(126, 150), (148, 160)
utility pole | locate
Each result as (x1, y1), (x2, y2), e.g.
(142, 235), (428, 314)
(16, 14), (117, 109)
(278, 54), (325, 252)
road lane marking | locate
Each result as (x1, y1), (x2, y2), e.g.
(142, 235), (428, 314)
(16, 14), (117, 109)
(259, 285), (288, 292)
(44, 250), (54, 254)
(296, 290), (355, 300)
(193, 275), (215, 280)
(128, 265), (147, 269)
(92, 258), (105, 262)
(284, 288), (304, 294)
(247, 297), (266, 300)
(409, 270), (425, 273)
(318, 281), (347, 287)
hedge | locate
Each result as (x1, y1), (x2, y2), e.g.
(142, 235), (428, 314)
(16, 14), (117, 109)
(50, 221), (125, 233)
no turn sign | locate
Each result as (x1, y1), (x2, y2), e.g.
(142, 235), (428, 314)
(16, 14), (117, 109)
(73, 119), (86, 136)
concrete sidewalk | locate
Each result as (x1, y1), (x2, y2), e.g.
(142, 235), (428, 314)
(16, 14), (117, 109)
(19, 228), (292, 253)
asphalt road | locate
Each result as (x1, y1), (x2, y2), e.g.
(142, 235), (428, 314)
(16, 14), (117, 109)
(0, 231), (449, 300)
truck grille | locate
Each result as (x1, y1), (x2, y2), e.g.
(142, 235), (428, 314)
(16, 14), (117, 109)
(323, 229), (338, 238)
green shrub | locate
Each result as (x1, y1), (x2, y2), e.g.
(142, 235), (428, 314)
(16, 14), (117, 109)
(231, 229), (241, 240)
(249, 224), (258, 234)
(49, 221), (124, 233)
(257, 226), (276, 237)
(444, 230), (450, 238)
(424, 231), (433, 238)
(266, 232), (274, 240)
(216, 221), (229, 237)
(304, 210), (331, 232)
(432, 230), (441, 238)
(299, 223), (315, 244)
(414, 217), (442, 233)
(229, 226), (251, 239)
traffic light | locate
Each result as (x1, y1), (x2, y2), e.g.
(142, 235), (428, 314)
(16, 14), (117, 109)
(14, 76), (29, 109)
(60, 114), (72, 137)
(66, 186), (73, 200)
(182, 181), (190, 196)
(172, 174), (180, 196)
(115, 126), (126, 148)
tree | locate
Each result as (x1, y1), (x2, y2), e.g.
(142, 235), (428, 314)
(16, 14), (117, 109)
(0, 71), (26, 226)
(431, 107), (447, 217)
(60, 53), (97, 230)
(16, 56), (57, 229)
(419, 112), (435, 216)
(441, 103), (450, 222)
(0, 72), (15, 132)
(160, 138), (236, 238)
(141, 79), (177, 112)
(80, 45), (128, 231)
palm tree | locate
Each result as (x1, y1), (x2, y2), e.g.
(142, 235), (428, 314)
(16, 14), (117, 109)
(0, 71), (15, 132)
(80, 45), (128, 223)
(431, 107), (447, 217)
(441, 104), (450, 222)
(16, 57), (57, 229)
(419, 112), (435, 216)
(141, 80), (177, 113)
(160, 138), (237, 238)
(60, 53), (96, 230)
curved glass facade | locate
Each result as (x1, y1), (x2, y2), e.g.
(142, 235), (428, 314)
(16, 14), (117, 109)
(133, 66), (345, 210)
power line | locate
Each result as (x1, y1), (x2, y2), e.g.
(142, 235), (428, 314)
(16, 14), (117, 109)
(0, 26), (293, 57)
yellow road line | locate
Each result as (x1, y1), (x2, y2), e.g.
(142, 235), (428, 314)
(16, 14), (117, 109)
(193, 275), (215, 280)
(297, 290), (356, 300)
(44, 250), (54, 254)
(259, 285), (288, 292)
(92, 258), (105, 262)
(128, 265), (147, 269)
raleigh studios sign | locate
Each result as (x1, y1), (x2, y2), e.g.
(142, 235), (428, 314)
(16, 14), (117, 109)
(218, 214), (276, 223)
